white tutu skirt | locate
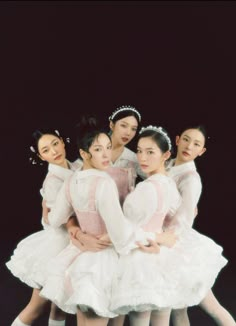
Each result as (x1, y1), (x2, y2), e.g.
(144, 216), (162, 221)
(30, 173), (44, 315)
(40, 245), (119, 318)
(6, 224), (69, 289)
(111, 229), (228, 315)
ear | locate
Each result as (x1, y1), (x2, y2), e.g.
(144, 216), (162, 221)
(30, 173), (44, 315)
(79, 149), (89, 161)
(109, 121), (114, 131)
(175, 135), (180, 145)
(198, 147), (206, 157)
(163, 151), (171, 161)
(37, 154), (45, 161)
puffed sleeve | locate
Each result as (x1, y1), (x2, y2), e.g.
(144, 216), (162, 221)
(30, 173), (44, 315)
(123, 181), (157, 226)
(41, 176), (63, 209)
(96, 178), (156, 255)
(172, 173), (202, 229)
(47, 181), (74, 228)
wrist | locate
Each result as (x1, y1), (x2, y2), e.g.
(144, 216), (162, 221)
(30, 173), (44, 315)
(155, 232), (163, 244)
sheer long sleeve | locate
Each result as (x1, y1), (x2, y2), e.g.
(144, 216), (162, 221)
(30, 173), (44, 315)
(96, 178), (156, 255)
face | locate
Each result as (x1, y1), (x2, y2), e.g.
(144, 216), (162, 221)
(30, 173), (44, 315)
(38, 134), (66, 166)
(137, 137), (170, 176)
(176, 129), (206, 163)
(81, 133), (112, 171)
(110, 116), (138, 146)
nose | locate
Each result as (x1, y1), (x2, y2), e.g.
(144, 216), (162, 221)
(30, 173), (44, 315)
(186, 141), (193, 149)
(51, 147), (57, 154)
(103, 149), (109, 158)
(125, 128), (132, 136)
(137, 152), (146, 162)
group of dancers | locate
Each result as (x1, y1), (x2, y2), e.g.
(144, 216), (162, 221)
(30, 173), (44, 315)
(6, 105), (236, 326)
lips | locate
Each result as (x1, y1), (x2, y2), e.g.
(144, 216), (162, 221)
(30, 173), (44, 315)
(102, 161), (110, 166)
(182, 151), (190, 157)
(54, 154), (62, 160)
(121, 137), (129, 143)
(140, 164), (148, 169)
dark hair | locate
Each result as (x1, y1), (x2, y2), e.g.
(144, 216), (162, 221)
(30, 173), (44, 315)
(138, 127), (172, 154)
(29, 128), (64, 165)
(178, 124), (207, 145)
(75, 115), (111, 159)
(109, 105), (141, 125)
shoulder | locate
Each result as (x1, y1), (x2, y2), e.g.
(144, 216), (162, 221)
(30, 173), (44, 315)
(71, 158), (83, 170)
(122, 147), (138, 162)
(179, 170), (201, 184)
(43, 172), (63, 187)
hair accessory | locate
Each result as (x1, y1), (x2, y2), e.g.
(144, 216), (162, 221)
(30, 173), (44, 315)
(109, 105), (141, 122)
(54, 130), (60, 136)
(29, 157), (37, 165)
(139, 125), (172, 151)
(30, 146), (36, 153)
(66, 137), (70, 143)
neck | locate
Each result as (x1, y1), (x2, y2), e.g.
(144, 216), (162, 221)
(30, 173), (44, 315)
(111, 136), (124, 150)
(174, 157), (192, 166)
(59, 160), (69, 169)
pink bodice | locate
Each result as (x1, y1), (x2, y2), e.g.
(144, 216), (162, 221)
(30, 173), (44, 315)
(66, 176), (107, 236)
(106, 166), (136, 205)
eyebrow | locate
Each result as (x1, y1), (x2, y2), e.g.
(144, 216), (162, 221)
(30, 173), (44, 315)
(137, 147), (155, 150)
(120, 121), (138, 128)
(93, 142), (111, 148)
(183, 134), (202, 144)
(40, 139), (58, 151)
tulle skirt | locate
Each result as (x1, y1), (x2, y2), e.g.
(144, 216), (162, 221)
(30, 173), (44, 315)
(110, 228), (228, 314)
(40, 244), (119, 318)
(6, 224), (69, 289)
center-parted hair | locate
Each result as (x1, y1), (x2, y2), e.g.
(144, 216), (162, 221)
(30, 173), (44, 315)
(29, 128), (65, 165)
(138, 126), (172, 154)
(109, 105), (141, 125)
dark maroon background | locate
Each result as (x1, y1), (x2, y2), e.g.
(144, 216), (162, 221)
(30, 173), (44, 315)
(1, 2), (235, 324)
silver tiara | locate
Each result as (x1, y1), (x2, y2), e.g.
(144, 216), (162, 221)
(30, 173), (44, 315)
(139, 125), (172, 151)
(109, 105), (141, 122)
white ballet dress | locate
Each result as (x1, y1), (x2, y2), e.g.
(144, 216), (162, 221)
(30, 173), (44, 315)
(40, 169), (156, 317)
(6, 160), (81, 289)
(110, 173), (228, 314)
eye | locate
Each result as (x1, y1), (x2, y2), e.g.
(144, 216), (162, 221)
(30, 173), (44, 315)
(194, 143), (200, 147)
(137, 149), (141, 154)
(53, 140), (59, 146)
(107, 145), (112, 150)
(147, 151), (154, 155)
(132, 128), (137, 132)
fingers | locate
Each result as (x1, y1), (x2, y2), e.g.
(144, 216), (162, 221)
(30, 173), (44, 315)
(136, 240), (160, 253)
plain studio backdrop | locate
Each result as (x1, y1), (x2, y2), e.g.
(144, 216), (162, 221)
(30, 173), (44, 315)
(0, 1), (235, 325)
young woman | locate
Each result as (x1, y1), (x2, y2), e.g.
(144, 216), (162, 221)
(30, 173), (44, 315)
(72, 105), (143, 251)
(40, 117), (174, 326)
(40, 107), (144, 326)
(165, 125), (236, 326)
(111, 125), (228, 326)
(6, 128), (83, 326)
(107, 105), (146, 193)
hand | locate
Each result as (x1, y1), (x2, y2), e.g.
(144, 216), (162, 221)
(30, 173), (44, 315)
(71, 236), (86, 251)
(74, 231), (111, 252)
(99, 233), (112, 243)
(137, 239), (160, 253)
(68, 225), (80, 238)
(156, 230), (178, 248)
(42, 200), (50, 224)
